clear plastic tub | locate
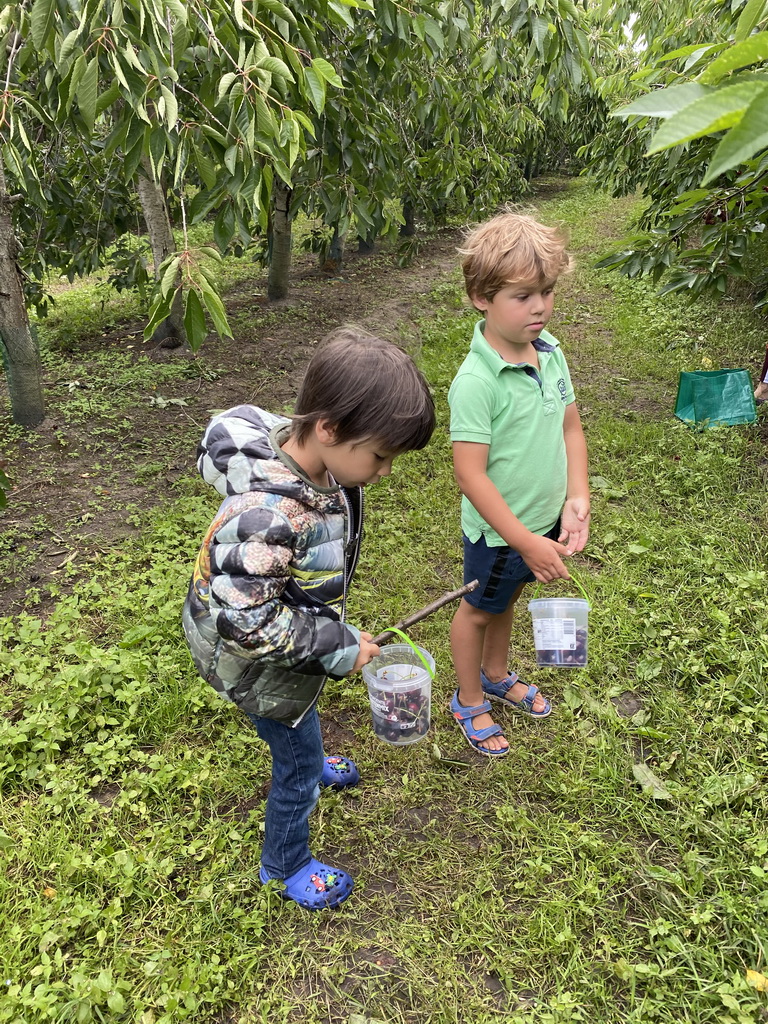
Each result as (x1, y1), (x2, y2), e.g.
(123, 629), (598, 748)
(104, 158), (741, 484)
(362, 643), (434, 745)
(527, 598), (590, 668)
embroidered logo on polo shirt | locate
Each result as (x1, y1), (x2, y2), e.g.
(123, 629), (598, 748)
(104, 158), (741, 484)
(558, 378), (567, 401)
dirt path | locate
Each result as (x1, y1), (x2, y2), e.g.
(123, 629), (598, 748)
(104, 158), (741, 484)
(0, 222), (468, 616)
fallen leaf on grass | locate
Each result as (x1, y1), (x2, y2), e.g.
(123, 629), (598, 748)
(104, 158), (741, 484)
(56, 551), (78, 568)
(746, 970), (768, 992)
(431, 743), (471, 769)
(632, 764), (673, 801)
(42, 887), (57, 898)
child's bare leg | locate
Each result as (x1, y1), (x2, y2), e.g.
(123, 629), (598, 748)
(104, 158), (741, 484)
(451, 599), (508, 753)
(481, 584), (547, 713)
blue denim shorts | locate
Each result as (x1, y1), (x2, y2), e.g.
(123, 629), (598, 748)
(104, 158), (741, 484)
(462, 522), (560, 614)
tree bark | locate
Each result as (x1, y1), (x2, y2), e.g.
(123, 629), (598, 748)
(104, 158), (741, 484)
(358, 231), (375, 254)
(400, 199), (416, 237)
(268, 179), (293, 301)
(0, 191), (45, 427)
(321, 225), (344, 274)
(136, 158), (185, 347)
(370, 580), (480, 646)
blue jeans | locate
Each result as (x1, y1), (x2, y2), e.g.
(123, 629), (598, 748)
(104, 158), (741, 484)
(245, 707), (324, 879)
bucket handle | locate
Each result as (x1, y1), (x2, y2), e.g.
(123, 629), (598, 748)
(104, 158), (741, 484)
(376, 626), (436, 679)
(532, 567), (590, 604)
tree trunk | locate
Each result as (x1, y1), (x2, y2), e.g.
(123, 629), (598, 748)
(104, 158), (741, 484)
(268, 179), (293, 301)
(401, 200), (416, 237)
(0, 192), (45, 427)
(358, 231), (375, 254)
(136, 158), (185, 348)
(321, 225), (344, 275)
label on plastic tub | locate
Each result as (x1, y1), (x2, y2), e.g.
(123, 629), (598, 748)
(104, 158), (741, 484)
(369, 695), (391, 715)
(533, 617), (577, 650)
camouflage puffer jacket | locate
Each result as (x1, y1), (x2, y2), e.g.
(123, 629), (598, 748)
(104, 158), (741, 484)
(182, 405), (363, 726)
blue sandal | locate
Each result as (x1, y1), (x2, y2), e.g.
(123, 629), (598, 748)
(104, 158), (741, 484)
(260, 857), (354, 910)
(321, 755), (359, 788)
(449, 690), (509, 757)
(480, 669), (551, 719)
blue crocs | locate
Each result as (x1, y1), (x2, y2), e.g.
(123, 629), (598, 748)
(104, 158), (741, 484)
(480, 669), (551, 719)
(260, 858), (354, 910)
(321, 755), (360, 788)
(449, 690), (509, 757)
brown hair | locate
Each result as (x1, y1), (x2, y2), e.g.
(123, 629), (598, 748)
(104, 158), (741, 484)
(459, 211), (571, 304)
(290, 326), (435, 451)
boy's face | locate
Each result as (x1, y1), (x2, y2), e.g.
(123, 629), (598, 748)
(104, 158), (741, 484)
(473, 279), (556, 351)
(318, 428), (399, 487)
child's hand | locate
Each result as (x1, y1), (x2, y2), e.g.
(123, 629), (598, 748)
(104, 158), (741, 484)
(519, 533), (572, 583)
(351, 632), (380, 673)
(559, 498), (591, 554)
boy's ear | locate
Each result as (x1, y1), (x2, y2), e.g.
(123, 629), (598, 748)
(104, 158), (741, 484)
(470, 292), (488, 311)
(315, 419), (338, 445)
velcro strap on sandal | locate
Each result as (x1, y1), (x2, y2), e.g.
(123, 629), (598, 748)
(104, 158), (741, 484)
(451, 697), (493, 721)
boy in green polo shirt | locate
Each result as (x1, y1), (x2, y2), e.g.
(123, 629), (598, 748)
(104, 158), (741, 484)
(448, 212), (590, 757)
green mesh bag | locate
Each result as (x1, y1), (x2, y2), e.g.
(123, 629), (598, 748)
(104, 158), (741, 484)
(674, 369), (757, 428)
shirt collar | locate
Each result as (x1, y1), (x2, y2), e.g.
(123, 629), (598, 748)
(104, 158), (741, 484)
(469, 320), (558, 376)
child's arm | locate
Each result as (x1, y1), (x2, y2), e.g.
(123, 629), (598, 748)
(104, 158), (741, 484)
(207, 503), (373, 679)
(453, 441), (571, 583)
(559, 403), (590, 553)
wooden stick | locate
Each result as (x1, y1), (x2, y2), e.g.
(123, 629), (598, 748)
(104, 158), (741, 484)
(370, 579), (479, 646)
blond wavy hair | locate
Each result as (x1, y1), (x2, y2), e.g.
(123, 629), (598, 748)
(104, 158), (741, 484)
(459, 211), (571, 303)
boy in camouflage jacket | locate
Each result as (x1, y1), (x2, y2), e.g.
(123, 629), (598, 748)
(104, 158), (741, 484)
(183, 327), (435, 909)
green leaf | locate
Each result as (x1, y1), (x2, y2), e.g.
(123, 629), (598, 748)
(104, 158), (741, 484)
(144, 293), (172, 340)
(259, 55), (294, 82)
(95, 78), (121, 116)
(646, 82), (768, 155)
(76, 58), (98, 133)
(613, 82), (713, 120)
(632, 764), (673, 801)
(57, 28), (81, 68)
(310, 57), (342, 89)
(699, 32), (768, 84)
(160, 84), (178, 128)
(224, 144), (238, 176)
(184, 289), (208, 353)
(328, 0), (355, 27)
(424, 17), (445, 49)
(257, 0), (297, 25)
(657, 42), (721, 64)
(218, 72), (238, 102)
(303, 66), (326, 114)
(194, 145), (217, 189)
(30, 0), (55, 50)
(532, 14), (549, 56)
(198, 284), (232, 339)
(704, 89), (768, 183)
(481, 45), (497, 74)
(159, 255), (181, 298)
(119, 624), (157, 647)
(735, 0), (768, 43)
(107, 994), (125, 1014)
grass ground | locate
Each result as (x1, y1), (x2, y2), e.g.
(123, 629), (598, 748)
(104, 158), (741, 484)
(1, 179), (767, 1024)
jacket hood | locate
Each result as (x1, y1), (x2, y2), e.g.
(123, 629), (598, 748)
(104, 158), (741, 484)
(197, 405), (338, 506)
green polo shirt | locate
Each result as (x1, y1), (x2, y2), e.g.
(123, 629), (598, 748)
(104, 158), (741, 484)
(448, 321), (575, 546)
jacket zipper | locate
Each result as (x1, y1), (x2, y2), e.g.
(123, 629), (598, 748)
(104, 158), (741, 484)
(293, 486), (363, 728)
(340, 485), (364, 620)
